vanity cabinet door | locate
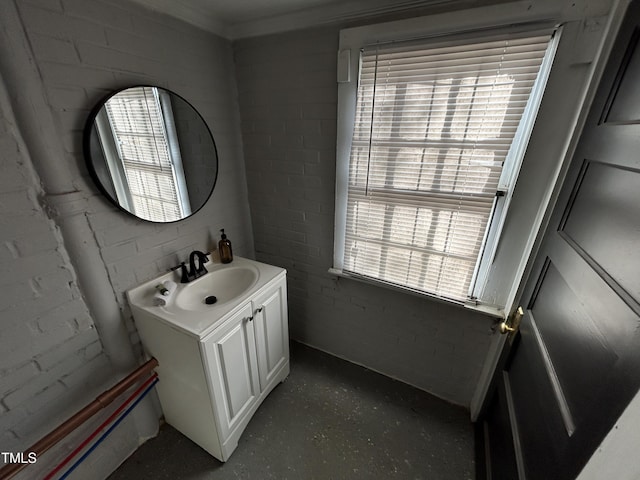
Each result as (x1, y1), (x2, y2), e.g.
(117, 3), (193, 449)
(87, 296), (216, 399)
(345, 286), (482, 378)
(201, 303), (260, 440)
(252, 277), (289, 391)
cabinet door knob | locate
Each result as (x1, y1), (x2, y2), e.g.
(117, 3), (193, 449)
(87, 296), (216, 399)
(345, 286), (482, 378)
(256, 306), (264, 313)
(248, 315), (254, 322)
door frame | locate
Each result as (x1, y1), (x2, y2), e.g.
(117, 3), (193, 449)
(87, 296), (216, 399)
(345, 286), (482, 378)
(470, 0), (631, 423)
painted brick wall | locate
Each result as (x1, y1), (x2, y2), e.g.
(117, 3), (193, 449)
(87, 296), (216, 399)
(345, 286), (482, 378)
(13, 0), (252, 304)
(234, 27), (494, 407)
(0, 73), (114, 461)
(1, 0), (250, 477)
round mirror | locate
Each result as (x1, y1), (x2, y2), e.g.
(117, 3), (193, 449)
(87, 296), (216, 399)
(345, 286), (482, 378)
(84, 86), (218, 223)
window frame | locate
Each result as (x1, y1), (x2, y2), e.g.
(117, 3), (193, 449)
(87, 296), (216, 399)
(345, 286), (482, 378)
(99, 86), (192, 223)
(332, 4), (567, 316)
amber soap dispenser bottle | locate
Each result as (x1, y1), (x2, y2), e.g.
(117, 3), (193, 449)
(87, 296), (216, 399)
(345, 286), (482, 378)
(218, 229), (233, 264)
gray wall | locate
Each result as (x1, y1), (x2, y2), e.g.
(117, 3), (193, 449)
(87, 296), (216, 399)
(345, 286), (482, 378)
(0, 70), (112, 467)
(234, 27), (494, 407)
(172, 96), (218, 211)
(0, 0), (249, 477)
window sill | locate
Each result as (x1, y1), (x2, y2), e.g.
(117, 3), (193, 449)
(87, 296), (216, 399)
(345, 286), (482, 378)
(328, 268), (506, 319)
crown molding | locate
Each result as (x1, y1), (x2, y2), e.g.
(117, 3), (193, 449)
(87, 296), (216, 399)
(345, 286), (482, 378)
(125, 0), (471, 40)
(125, 0), (231, 38)
(228, 0), (467, 39)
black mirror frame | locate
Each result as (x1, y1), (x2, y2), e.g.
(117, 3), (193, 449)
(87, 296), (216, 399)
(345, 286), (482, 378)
(83, 85), (219, 224)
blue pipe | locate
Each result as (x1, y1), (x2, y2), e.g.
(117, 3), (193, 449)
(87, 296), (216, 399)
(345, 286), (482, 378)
(59, 378), (159, 480)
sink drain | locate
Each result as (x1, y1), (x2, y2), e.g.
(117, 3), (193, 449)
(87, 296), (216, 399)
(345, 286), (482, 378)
(205, 295), (217, 305)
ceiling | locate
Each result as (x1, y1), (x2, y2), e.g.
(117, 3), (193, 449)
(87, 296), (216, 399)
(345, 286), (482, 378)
(127, 0), (468, 39)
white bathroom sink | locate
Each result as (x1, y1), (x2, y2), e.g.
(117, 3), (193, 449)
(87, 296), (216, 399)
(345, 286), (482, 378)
(174, 265), (258, 312)
(127, 257), (285, 337)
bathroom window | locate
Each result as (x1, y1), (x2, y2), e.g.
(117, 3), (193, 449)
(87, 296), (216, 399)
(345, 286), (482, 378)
(333, 23), (560, 307)
(100, 86), (191, 222)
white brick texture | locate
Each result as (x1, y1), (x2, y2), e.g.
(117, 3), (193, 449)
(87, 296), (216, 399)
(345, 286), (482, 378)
(0, 72), (109, 456)
(14, 0), (254, 344)
(1, 0), (251, 477)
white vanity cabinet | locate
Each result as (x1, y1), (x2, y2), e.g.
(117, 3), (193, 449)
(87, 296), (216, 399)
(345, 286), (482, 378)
(252, 280), (289, 390)
(128, 260), (289, 462)
(201, 276), (289, 453)
(201, 303), (260, 444)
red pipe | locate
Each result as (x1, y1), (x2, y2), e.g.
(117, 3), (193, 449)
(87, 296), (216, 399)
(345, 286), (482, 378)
(43, 373), (159, 480)
(0, 358), (158, 480)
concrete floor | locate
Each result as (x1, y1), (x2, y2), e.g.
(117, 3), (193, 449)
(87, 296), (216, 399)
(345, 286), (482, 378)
(109, 342), (475, 479)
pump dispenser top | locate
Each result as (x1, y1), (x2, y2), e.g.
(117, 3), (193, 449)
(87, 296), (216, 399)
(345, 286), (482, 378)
(218, 229), (233, 264)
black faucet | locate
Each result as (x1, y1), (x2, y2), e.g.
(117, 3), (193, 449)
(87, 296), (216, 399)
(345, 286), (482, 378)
(189, 250), (209, 280)
(172, 251), (209, 283)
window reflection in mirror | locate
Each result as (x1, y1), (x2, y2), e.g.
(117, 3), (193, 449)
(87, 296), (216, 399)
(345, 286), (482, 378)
(85, 86), (218, 223)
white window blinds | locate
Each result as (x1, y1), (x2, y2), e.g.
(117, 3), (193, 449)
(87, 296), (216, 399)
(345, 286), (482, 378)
(105, 86), (184, 222)
(343, 31), (553, 302)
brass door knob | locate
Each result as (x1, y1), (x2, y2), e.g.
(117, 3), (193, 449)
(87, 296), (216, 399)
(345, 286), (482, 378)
(499, 322), (515, 334)
(498, 306), (523, 335)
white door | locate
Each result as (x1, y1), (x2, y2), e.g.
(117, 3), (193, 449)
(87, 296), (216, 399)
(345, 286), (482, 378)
(253, 278), (289, 391)
(202, 303), (260, 439)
